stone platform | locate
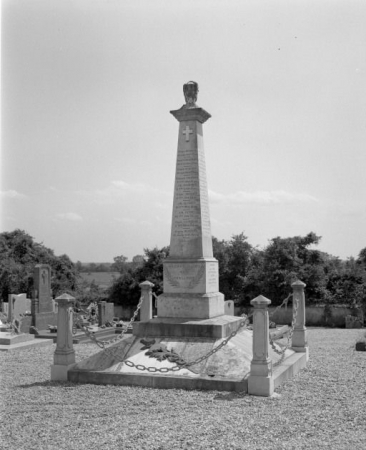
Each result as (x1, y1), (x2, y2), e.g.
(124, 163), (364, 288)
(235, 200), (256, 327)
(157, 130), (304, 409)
(133, 315), (243, 339)
(35, 327), (120, 344)
(0, 331), (53, 352)
(68, 327), (307, 392)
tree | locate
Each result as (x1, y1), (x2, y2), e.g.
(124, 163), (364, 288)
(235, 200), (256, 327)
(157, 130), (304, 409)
(212, 233), (255, 304)
(111, 255), (129, 274)
(249, 232), (327, 305)
(0, 229), (78, 301)
(357, 247), (366, 266)
(108, 246), (169, 307)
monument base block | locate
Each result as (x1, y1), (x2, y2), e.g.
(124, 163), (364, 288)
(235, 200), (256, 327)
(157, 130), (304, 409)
(67, 330), (305, 395)
(133, 315), (243, 339)
(158, 292), (225, 319)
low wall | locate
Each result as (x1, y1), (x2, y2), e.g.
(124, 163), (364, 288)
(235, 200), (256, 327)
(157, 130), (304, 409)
(235, 305), (364, 327)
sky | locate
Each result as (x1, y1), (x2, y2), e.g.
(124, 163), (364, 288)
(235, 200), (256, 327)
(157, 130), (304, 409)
(1, 0), (366, 263)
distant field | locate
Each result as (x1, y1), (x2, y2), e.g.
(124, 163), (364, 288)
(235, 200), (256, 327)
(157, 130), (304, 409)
(78, 272), (120, 288)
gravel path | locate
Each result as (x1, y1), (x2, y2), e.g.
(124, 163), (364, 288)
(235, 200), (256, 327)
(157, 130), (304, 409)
(1, 328), (365, 450)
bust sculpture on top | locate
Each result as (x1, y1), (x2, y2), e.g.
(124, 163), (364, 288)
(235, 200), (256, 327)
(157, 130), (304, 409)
(182, 81), (199, 108)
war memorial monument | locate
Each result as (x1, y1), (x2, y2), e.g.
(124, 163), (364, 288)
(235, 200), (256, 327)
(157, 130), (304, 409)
(60, 82), (308, 395)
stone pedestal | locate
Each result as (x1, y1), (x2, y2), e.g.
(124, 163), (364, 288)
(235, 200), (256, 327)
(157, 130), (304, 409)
(248, 295), (274, 396)
(291, 280), (309, 359)
(51, 294), (76, 381)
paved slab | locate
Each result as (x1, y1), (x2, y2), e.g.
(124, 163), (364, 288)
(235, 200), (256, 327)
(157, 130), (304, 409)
(0, 338), (53, 352)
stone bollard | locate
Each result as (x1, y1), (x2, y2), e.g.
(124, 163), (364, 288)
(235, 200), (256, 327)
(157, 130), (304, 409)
(50, 293), (76, 381)
(291, 280), (309, 359)
(247, 295), (274, 396)
(139, 281), (154, 322)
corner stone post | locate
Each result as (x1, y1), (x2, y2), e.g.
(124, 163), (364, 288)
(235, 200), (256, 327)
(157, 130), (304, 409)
(247, 295), (274, 396)
(51, 293), (76, 381)
(291, 280), (309, 359)
(139, 281), (154, 322)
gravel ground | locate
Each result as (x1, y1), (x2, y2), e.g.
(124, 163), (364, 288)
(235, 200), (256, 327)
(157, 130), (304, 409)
(1, 328), (365, 450)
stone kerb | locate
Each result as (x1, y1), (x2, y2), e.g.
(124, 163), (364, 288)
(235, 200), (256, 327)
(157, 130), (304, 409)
(51, 293), (76, 381)
(139, 281), (154, 322)
(247, 295), (274, 397)
(291, 280), (309, 359)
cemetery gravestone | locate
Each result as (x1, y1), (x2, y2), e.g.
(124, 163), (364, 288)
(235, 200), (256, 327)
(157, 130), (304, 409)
(32, 264), (57, 331)
(224, 300), (235, 316)
(98, 301), (114, 326)
(8, 294), (32, 322)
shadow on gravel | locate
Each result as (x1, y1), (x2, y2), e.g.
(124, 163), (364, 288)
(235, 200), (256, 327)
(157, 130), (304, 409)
(16, 380), (78, 389)
(213, 392), (253, 402)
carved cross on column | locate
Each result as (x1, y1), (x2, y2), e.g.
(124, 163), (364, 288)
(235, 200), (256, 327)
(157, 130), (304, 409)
(182, 125), (193, 142)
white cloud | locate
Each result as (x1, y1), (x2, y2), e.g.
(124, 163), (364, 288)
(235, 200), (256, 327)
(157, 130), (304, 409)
(0, 190), (27, 199)
(114, 217), (136, 224)
(56, 212), (83, 221)
(211, 217), (233, 226)
(208, 189), (319, 205)
(77, 180), (169, 204)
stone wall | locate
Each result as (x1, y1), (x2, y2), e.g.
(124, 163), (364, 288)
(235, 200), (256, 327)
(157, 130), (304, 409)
(235, 304), (364, 327)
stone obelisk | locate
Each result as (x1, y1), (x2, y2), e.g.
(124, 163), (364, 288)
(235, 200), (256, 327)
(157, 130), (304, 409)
(158, 81), (225, 319)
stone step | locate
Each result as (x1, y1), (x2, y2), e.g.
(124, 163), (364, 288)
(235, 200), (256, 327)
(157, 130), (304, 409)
(0, 332), (35, 345)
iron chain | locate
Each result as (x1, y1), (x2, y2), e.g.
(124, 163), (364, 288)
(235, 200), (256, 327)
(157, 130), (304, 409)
(270, 295), (300, 367)
(73, 296), (144, 353)
(121, 314), (252, 372)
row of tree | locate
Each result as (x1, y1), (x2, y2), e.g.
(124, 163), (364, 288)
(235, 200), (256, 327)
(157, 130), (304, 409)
(75, 255), (145, 274)
(108, 232), (366, 309)
(1, 229), (365, 312)
(0, 229), (78, 302)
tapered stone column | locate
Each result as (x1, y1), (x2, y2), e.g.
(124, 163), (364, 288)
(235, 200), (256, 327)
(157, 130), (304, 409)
(248, 295), (274, 396)
(291, 280), (309, 359)
(140, 281), (154, 322)
(51, 293), (75, 381)
(158, 81), (224, 319)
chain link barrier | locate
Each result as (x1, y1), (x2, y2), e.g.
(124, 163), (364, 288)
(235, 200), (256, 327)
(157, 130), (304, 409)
(152, 292), (159, 308)
(73, 296), (144, 354)
(269, 293), (293, 320)
(75, 291), (299, 371)
(269, 294), (299, 367)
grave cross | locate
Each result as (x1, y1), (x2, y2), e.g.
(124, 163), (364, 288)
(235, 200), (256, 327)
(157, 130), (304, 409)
(182, 125), (193, 142)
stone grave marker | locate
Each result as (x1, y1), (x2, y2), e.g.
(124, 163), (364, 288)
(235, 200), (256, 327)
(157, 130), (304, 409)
(224, 300), (235, 316)
(8, 294), (32, 322)
(98, 301), (114, 326)
(32, 264), (57, 331)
